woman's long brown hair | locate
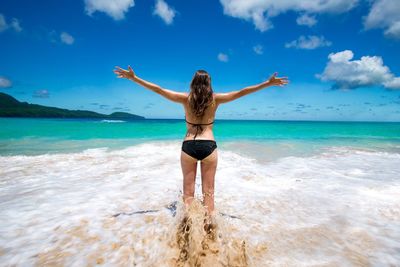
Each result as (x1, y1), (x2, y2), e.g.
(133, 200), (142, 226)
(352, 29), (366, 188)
(189, 70), (213, 117)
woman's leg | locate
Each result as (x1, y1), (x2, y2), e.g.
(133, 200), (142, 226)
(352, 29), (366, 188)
(200, 149), (218, 214)
(181, 151), (198, 207)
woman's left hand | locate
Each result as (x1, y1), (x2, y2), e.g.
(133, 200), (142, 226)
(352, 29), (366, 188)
(113, 65), (135, 80)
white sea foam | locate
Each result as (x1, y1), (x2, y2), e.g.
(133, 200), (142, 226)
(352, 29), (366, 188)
(100, 120), (126, 123)
(0, 142), (399, 266)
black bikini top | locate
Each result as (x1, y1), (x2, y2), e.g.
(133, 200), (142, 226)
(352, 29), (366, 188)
(185, 117), (214, 139)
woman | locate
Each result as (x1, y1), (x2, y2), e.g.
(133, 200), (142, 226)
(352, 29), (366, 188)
(113, 66), (288, 215)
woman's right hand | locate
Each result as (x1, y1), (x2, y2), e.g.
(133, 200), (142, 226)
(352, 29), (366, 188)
(267, 72), (289, 87)
(113, 65), (135, 80)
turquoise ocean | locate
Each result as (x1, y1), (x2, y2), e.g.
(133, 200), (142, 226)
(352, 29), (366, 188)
(2, 118), (400, 156)
(1, 118), (400, 266)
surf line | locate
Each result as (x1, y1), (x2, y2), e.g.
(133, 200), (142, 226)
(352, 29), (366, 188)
(112, 201), (241, 219)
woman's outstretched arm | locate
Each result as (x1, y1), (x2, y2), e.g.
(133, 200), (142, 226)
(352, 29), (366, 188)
(215, 72), (289, 104)
(113, 66), (187, 103)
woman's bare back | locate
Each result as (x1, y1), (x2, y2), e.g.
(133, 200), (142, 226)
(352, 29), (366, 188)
(183, 94), (218, 141)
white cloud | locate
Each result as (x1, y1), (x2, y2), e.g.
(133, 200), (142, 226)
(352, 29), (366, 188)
(318, 50), (400, 90)
(285, 35), (332, 50)
(0, 14), (22, 33)
(10, 18), (22, 32)
(219, 0), (358, 32)
(60, 32), (74, 45)
(33, 89), (50, 98)
(384, 21), (400, 38)
(0, 76), (12, 88)
(218, 53), (229, 62)
(0, 14), (8, 32)
(153, 0), (176, 25)
(364, 0), (400, 39)
(253, 44), (263, 55)
(383, 77), (400, 89)
(296, 14), (317, 27)
(329, 50), (354, 62)
(84, 0), (134, 20)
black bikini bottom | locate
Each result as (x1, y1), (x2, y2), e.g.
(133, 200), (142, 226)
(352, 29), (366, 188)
(182, 140), (217, 161)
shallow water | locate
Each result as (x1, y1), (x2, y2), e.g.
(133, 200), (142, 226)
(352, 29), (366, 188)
(1, 118), (400, 156)
(1, 142), (399, 266)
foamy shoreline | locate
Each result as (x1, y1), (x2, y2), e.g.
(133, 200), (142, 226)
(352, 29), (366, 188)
(0, 143), (399, 266)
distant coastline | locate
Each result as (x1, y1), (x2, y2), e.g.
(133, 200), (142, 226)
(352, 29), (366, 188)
(0, 93), (145, 120)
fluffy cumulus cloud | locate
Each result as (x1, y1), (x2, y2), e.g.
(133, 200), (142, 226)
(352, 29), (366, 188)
(383, 77), (400, 89)
(84, 0), (135, 20)
(253, 44), (263, 55)
(219, 0), (358, 31)
(153, 0), (176, 25)
(33, 89), (50, 98)
(285, 35), (332, 50)
(296, 13), (317, 27)
(0, 14), (22, 33)
(364, 0), (400, 39)
(0, 76), (12, 88)
(318, 50), (400, 90)
(217, 53), (229, 62)
(60, 32), (74, 45)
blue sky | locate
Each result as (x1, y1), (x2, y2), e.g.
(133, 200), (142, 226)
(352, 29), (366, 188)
(0, 0), (400, 121)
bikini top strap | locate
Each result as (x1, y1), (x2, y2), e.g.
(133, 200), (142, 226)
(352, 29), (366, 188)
(185, 117), (214, 139)
(185, 118), (214, 126)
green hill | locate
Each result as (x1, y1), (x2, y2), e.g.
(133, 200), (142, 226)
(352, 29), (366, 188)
(0, 93), (145, 120)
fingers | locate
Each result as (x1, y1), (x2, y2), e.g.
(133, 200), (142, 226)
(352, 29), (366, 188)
(268, 73), (289, 86)
(113, 66), (130, 80)
(271, 76), (289, 86)
(278, 80), (289, 86)
(113, 65), (135, 81)
(114, 66), (127, 73)
(275, 76), (289, 84)
(113, 70), (124, 75)
(113, 70), (124, 77)
(113, 66), (128, 79)
(280, 79), (289, 84)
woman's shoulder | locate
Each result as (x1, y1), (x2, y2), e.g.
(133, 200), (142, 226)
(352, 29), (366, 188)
(212, 92), (223, 101)
(211, 93), (221, 106)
